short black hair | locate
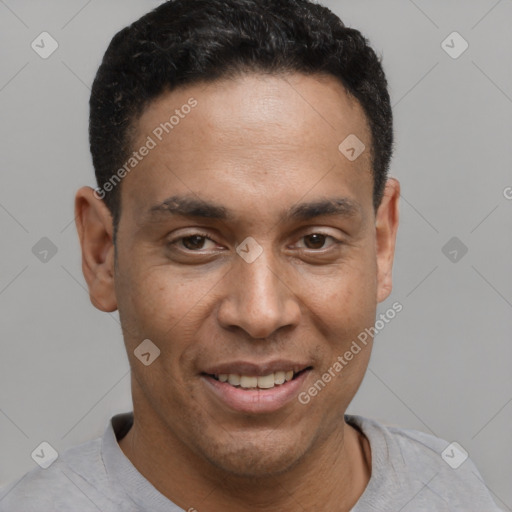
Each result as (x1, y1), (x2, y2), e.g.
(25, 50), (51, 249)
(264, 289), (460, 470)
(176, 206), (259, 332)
(89, 0), (393, 229)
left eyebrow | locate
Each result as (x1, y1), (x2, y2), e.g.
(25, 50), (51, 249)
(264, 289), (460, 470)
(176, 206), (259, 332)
(284, 197), (361, 222)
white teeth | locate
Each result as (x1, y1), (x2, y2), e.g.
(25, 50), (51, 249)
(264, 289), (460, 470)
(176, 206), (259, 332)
(214, 370), (299, 389)
(240, 376), (258, 389)
(274, 371), (286, 385)
(228, 374), (241, 386)
(257, 374), (276, 389)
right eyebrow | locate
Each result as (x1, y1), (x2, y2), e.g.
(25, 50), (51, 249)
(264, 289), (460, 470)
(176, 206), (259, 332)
(148, 195), (232, 220)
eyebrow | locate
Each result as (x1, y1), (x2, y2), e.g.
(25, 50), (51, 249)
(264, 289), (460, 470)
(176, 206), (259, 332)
(148, 195), (361, 223)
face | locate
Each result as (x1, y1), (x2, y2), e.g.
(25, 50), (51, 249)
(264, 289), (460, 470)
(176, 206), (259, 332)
(77, 72), (399, 477)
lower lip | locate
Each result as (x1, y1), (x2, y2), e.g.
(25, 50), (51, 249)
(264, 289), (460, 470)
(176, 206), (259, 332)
(202, 371), (311, 414)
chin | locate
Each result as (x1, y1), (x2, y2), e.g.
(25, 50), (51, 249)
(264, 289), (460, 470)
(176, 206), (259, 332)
(198, 432), (311, 478)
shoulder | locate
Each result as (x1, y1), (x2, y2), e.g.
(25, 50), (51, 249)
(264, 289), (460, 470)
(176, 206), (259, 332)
(0, 437), (129, 512)
(346, 414), (503, 511)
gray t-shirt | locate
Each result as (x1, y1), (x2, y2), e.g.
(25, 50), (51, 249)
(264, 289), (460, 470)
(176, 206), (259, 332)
(0, 412), (502, 511)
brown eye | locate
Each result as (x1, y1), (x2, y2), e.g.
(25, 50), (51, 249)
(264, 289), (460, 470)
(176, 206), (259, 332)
(303, 233), (329, 250)
(181, 235), (209, 250)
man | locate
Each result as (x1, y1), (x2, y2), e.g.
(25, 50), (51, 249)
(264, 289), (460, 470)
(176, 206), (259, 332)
(0, 0), (502, 510)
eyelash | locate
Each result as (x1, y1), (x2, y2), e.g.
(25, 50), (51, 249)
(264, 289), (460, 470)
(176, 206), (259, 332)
(168, 231), (341, 252)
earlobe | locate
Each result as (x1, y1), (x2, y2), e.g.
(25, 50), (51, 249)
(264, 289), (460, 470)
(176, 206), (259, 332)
(375, 178), (400, 303)
(75, 186), (118, 312)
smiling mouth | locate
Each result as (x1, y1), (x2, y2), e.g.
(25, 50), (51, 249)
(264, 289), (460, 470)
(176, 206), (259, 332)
(204, 368), (312, 390)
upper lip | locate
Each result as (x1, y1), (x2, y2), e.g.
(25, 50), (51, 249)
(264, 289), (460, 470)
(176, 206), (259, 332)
(202, 360), (312, 377)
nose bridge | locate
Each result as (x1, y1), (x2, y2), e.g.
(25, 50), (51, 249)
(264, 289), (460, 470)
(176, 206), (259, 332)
(242, 248), (282, 308)
(217, 240), (300, 338)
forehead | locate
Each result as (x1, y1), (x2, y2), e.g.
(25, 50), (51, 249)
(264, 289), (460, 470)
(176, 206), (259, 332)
(122, 72), (373, 220)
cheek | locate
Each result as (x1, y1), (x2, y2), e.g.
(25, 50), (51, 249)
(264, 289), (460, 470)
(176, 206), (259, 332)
(115, 262), (223, 353)
(115, 265), (188, 343)
(116, 267), (200, 397)
(305, 253), (377, 328)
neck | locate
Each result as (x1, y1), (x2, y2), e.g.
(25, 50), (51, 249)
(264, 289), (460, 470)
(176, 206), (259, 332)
(119, 409), (371, 512)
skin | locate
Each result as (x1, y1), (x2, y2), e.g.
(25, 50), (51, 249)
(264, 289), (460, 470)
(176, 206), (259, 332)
(75, 72), (400, 511)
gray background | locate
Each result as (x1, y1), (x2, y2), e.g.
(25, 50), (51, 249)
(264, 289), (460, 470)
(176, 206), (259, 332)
(0, 0), (511, 509)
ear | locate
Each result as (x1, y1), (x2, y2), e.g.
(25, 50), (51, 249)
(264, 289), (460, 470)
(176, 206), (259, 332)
(74, 186), (117, 312)
(375, 178), (400, 303)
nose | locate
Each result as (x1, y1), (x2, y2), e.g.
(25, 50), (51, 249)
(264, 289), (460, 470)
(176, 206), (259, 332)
(216, 245), (301, 339)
